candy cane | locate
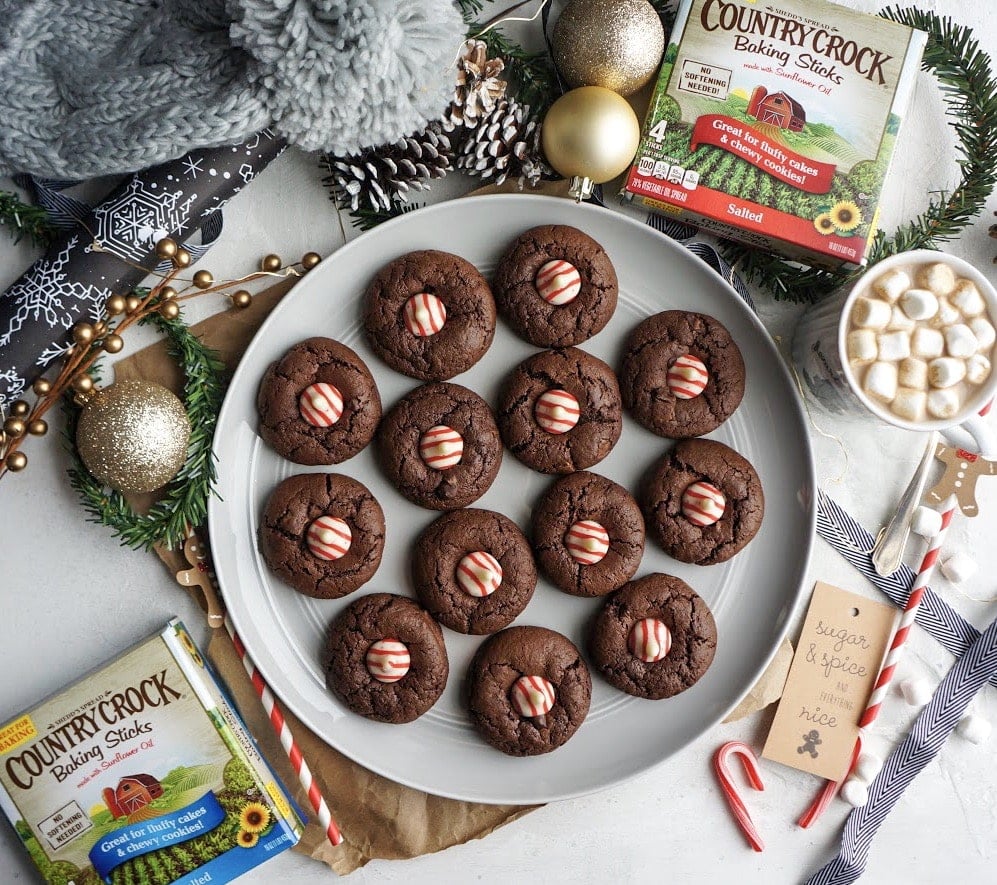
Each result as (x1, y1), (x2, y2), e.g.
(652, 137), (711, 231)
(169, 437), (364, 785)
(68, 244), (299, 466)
(714, 741), (766, 852)
(798, 495), (957, 829)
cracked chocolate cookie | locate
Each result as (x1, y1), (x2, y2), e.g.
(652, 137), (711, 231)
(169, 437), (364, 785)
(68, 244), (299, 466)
(620, 310), (745, 438)
(497, 347), (622, 474)
(531, 471), (644, 597)
(376, 381), (502, 510)
(412, 508), (537, 635)
(324, 593), (448, 723)
(641, 438), (764, 565)
(364, 249), (496, 380)
(256, 337), (381, 465)
(493, 224), (618, 347)
(467, 625), (592, 756)
(259, 473), (385, 599)
(589, 573), (717, 700)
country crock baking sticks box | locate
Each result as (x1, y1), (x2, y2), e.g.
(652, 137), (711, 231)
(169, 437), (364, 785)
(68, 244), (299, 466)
(0, 620), (304, 884)
(623, 0), (926, 269)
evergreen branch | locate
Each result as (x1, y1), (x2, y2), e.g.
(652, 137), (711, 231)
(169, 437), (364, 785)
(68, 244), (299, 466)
(456, 0), (485, 24)
(478, 27), (559, 118)
(346, 199), (422, 231)
(0, 189), (56, 248)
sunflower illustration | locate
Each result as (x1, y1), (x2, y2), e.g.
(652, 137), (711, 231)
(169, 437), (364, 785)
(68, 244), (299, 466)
(813, 212), (836, 235)
(829, 200), (862, 232)
(239, 801), (271, 834)
(237, 829), (260, 848)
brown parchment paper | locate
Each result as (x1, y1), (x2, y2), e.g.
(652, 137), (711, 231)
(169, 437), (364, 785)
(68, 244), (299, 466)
(114, 268), (791, 875)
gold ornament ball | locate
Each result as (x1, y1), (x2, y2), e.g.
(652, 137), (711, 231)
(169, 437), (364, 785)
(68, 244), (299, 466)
(160, 286), (178, 301)
(76, 380), (191, 494)
(105, 294), (127, 316)
(192, 270), (214, 289)
(125, 295), (142, 313)
(260, 254), (282, 272)
(4, 417), (25, 437)
(32, 378), (52, 396)
(10, 400), (30, 418)
(173, 248), (192, 268)
(72, 322), (95, 345)
(301, 251), (321, 270)
(103, 334), (124, 354)
(93, 320), (108, 337)
(72, 374), (95, 394)
(6, 451), (27, 472)
(231, 290), (252, 309)
(159, 299), (180, 320)
(27, 419), (47, 436)
(552, 0), (665, 97)
(155, 237), (178, 259)
(542, 86), (641, 189)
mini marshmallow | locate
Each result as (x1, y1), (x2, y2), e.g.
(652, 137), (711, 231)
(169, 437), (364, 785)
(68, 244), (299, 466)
(941, 551), (978, 584)
(917, 262), (957, 296)
(863, 361), (898, 403)
(900, 677), (933, 707)
(840, 779), (869, 808)
(955, 713), (991, 744)
(928, 356), (967, 388)
(877, 330), (911, 362)
(899, 288), (939, 321)
(970, 317), (996, 351)
(911, 505), (943, 538)
(911, 326), (945, 359)
(930, 298), (962, 329)
(950, 279), (986, 317)
(944, 323), (979, 358)
(887, 306), (916, 331)
(846, 329), (878, 365)
(966, 353), (992, 385)
(898, 357), (928, 390)
(854, 753), (884, 783)
(927, 388), (961, 419)
(873, 269), (911, 303)
(852, 296), (892, 329)
(891, 388), (926, 422)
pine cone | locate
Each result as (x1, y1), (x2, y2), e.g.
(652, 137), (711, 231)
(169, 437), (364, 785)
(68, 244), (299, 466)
(324, 124), (454, 212)
(444, 39), (508, 132)
(458, 98), (546, 187)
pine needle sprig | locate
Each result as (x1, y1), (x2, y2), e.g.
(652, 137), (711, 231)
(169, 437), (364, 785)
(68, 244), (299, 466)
(0, 189), (56, 248)
(457, 0), (485, 24)
(346, 200), (423, 232)
(478, 28), (558, 118)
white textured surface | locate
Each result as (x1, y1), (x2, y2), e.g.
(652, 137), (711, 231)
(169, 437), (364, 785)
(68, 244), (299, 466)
(1, 0), (996, 881)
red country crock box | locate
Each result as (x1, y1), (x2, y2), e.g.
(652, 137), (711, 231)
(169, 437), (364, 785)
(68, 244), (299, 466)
(623, 0), (926, 270)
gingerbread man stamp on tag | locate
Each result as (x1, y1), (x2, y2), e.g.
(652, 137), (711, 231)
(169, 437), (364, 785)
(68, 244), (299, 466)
(926, 444), (997, 517)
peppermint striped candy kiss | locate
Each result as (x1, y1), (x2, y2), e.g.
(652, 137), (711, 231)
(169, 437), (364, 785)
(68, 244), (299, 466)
(667, 354), (709, 400)
(535, 259), (581, 306)
(419, 425), (464, 470)
(306, 516), (352, 561)
(681, 481), (726, 527)
(565, 520), (610, 565)
(510, 675), (556, 718)
(403, 292), (447, 337)
(628, 617), (672, 663)
(299, 382), (344, 427)
(457, 551), (503, 597)
(365, 638), (411, 683)
(534, 388), (580, 434)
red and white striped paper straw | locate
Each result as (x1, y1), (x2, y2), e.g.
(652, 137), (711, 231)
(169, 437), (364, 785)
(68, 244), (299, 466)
(714, 741), (766, 852)
(798, 495), (957, 828)
(226, 616), (343, 846)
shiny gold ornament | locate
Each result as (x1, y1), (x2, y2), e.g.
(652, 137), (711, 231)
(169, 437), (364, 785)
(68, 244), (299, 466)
(32, 378), (52, 396)
(10, 400), (29, 418)
(541, 86), (641, 201)
(260, 254), (282, 272)
(125, 295), (142, 313)
(155, 237), (178, 259)
(173, 248), (192, 268)
(72, 374), (95, 394)
(103, 334), (124, 354)
(27, 419), (47, 436)
(6, 451), (27, 472)
(159, 299), (180, 320)
(551, 0), (664, 97)
(301, 251), (321, 270)
(231, 290), (252, 309)
(105, 294), (127, 316)
(75, 380), (190, 493)
(4, 417), (25, 437)
(192, 270), (214, 289)
(72, 322), (95, 345)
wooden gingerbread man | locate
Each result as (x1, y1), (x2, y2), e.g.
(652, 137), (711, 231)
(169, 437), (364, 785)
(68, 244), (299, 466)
(175, 529), (225, 626)
(926, 444), (997, 517)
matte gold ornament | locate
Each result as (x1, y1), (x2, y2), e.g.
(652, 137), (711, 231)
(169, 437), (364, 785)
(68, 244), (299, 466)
(32, 378), (52, 396)
(125, 295), (142, 313)
(260, 253), (282, 272)
(231, 290), (252, 309)
(301, 251), (321, 270)
(159, 299), (180, 320)
(541, 86), (641, 201)
(27, 419), (47, 436)
(102, 334), (124, 354)
(4, 417), (25, 437)
(155, 237), (178, 259)
(552, 0), (665, 97)
(72, 322), (95, 344)
(192, 269), (214, 289)
(173, 248), (192, 268)
(6, 451), (27, 472)
(105, 294), (127, 316)
(160, 286), (178, 301)
(10, 400), (29, 417)
(76, 380), (190, 493)
(72, 374), (94, 394)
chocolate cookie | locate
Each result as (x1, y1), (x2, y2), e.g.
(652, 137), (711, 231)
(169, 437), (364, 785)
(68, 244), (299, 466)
(364, 249), (496, 380)
(493, 224), (618, 347)
(497, 347), (622, 474)
(641, 438), (763, 565)
(412, 508), (537, 634)
(589, 573), (717, 700)
(467, 625), (592, 756)
(324, 593), (448, 723)
(259, 473), (385, 599)
(531, 471), (644, 597)
(376, 381), (502, 510)
(620, 310), (745, 438)
(256, 337), (381, 465)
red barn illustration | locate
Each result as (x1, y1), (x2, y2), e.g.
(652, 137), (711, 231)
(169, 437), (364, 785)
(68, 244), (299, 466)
(102, 773), (164, 817)
(746, 86), (806, 131)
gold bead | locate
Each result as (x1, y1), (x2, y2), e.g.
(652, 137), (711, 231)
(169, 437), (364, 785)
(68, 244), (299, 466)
(72, 322), (95, 345)
(27, 419), (47, 436)
(10, 400), (30, 418)
(6, 451), (27, 472)
(103, 334), (124, 354)
(155, 237), (178, 259)
(192, 270), (214, 289)
(159, 299), (180, 320)
(125, 295), (142, 313)
(159, 286), (178, 301)
(260, 254), (282, 272)
(231, 290), (252, 309)
(105, 294), (127, 316)
(301, 251), (321, 270)
(4, 417), (25, 437)
(173, 248), (192, 268)
(72, 374), (94, 394)
(92, 320), (108, 337)
(32, 378), (52, 396)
